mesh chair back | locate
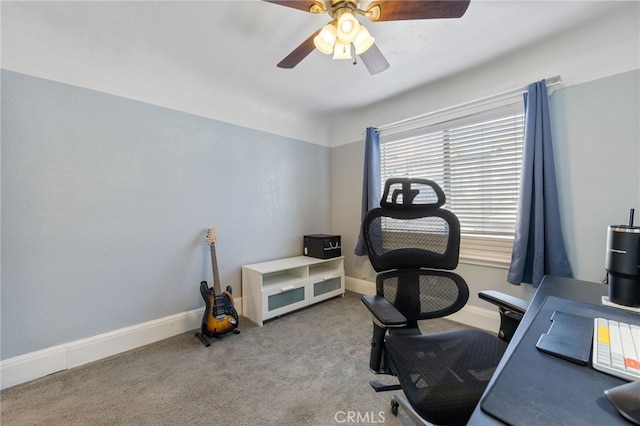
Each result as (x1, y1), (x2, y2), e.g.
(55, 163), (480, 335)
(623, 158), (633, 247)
(362, 178), (460, 272)
(376, 269), (469, 322)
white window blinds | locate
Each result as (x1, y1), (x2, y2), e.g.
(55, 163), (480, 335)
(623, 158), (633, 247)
(379, 97), (525, 267)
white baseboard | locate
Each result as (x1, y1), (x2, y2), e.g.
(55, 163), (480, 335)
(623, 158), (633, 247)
(345, 276), (376, 295)
(447, 303), (500, 332)
(0, 346), (69, 391)
(1, 298), (243, 390)
(346, 276), (499, 332)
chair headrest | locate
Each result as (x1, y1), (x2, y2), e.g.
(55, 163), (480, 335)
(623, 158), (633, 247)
(380, 178), (446, 210)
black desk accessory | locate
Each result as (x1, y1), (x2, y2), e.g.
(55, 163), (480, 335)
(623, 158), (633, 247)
(606, 208), (640, 307)
(480, 295), (640, 425)
(535, 310), (593, 365)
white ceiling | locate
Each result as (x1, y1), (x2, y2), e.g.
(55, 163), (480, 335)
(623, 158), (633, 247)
(2, 1), (630, 117)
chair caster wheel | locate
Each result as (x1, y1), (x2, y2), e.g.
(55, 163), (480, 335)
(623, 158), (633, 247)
(233, 329), (240, 334)
(391, 399), (399, 416)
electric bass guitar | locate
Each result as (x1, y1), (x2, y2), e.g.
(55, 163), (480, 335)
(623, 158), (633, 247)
(195, 227), (239, 346)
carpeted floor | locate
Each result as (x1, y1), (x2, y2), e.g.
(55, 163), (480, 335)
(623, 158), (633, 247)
(1, 291), (465, 425)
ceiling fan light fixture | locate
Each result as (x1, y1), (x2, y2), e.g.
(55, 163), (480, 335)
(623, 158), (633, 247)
(353, 25), (375, 55)
(336, 11), (360, 43)
(332, 40), (352, 60)
(313, 23), (337, 55)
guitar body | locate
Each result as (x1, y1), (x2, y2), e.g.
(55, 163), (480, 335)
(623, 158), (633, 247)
(199, 280), (239, 338)
(195, 227), (240, 347)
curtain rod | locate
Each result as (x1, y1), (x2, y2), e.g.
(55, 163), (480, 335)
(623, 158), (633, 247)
(376, 76), (561, 133)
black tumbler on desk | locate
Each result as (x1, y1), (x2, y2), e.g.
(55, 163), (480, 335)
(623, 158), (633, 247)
(605, 209), (640, 307)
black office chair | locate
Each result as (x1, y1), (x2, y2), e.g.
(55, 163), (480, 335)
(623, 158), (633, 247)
(360, 178), (528, 425)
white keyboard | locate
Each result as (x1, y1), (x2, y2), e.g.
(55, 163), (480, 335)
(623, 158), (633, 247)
(593, 317), (640, 381)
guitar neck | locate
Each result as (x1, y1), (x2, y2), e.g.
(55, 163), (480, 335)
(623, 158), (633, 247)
(209, 243), (222, 296)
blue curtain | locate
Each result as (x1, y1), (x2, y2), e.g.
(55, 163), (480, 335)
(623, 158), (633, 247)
(355, 127), (381, 256)
(507, 80), (572, 287)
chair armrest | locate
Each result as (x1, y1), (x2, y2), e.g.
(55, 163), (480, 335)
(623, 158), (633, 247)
(361, 295), (407, 328)
(479, 290), (529, 342)
(479, 290), (528, 316)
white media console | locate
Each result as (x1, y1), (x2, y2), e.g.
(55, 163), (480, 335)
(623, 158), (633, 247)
(241, 256), (345, 326)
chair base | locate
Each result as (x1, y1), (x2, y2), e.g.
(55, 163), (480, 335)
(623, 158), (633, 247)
(369, 379), (402, 392)
(391, 392), (431, 426)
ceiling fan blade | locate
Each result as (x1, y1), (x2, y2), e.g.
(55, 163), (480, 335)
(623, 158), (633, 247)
(263, 0), (324, 13)
(277, 29), (320, 69)
(367, 0), (470, 21)
(358, 43), (390, 75)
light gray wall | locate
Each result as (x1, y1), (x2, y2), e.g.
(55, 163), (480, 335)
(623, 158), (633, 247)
(330, 70), (639, 308)
(1, 70), (331, 359)
(552, 70), (640, 280)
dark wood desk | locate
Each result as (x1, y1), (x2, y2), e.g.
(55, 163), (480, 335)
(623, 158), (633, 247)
(468, 275), (635, 425)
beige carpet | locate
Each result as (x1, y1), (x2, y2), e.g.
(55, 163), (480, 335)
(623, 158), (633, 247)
(1, 291), (465, 425)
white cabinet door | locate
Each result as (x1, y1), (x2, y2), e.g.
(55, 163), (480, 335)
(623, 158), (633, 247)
(262, 280), (308, 321)
(309, 271), (344, 304)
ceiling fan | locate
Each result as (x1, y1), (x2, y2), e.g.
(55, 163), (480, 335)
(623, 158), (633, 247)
(264, 0), (471, 75)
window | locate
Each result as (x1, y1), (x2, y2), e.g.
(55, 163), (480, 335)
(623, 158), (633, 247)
(379, 96), (525, 267)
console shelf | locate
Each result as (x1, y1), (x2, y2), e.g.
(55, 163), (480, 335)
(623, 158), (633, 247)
(242, 256), (345, 326)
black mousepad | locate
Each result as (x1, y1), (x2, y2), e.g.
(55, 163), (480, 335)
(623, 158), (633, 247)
(480, 296), (639, 426)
